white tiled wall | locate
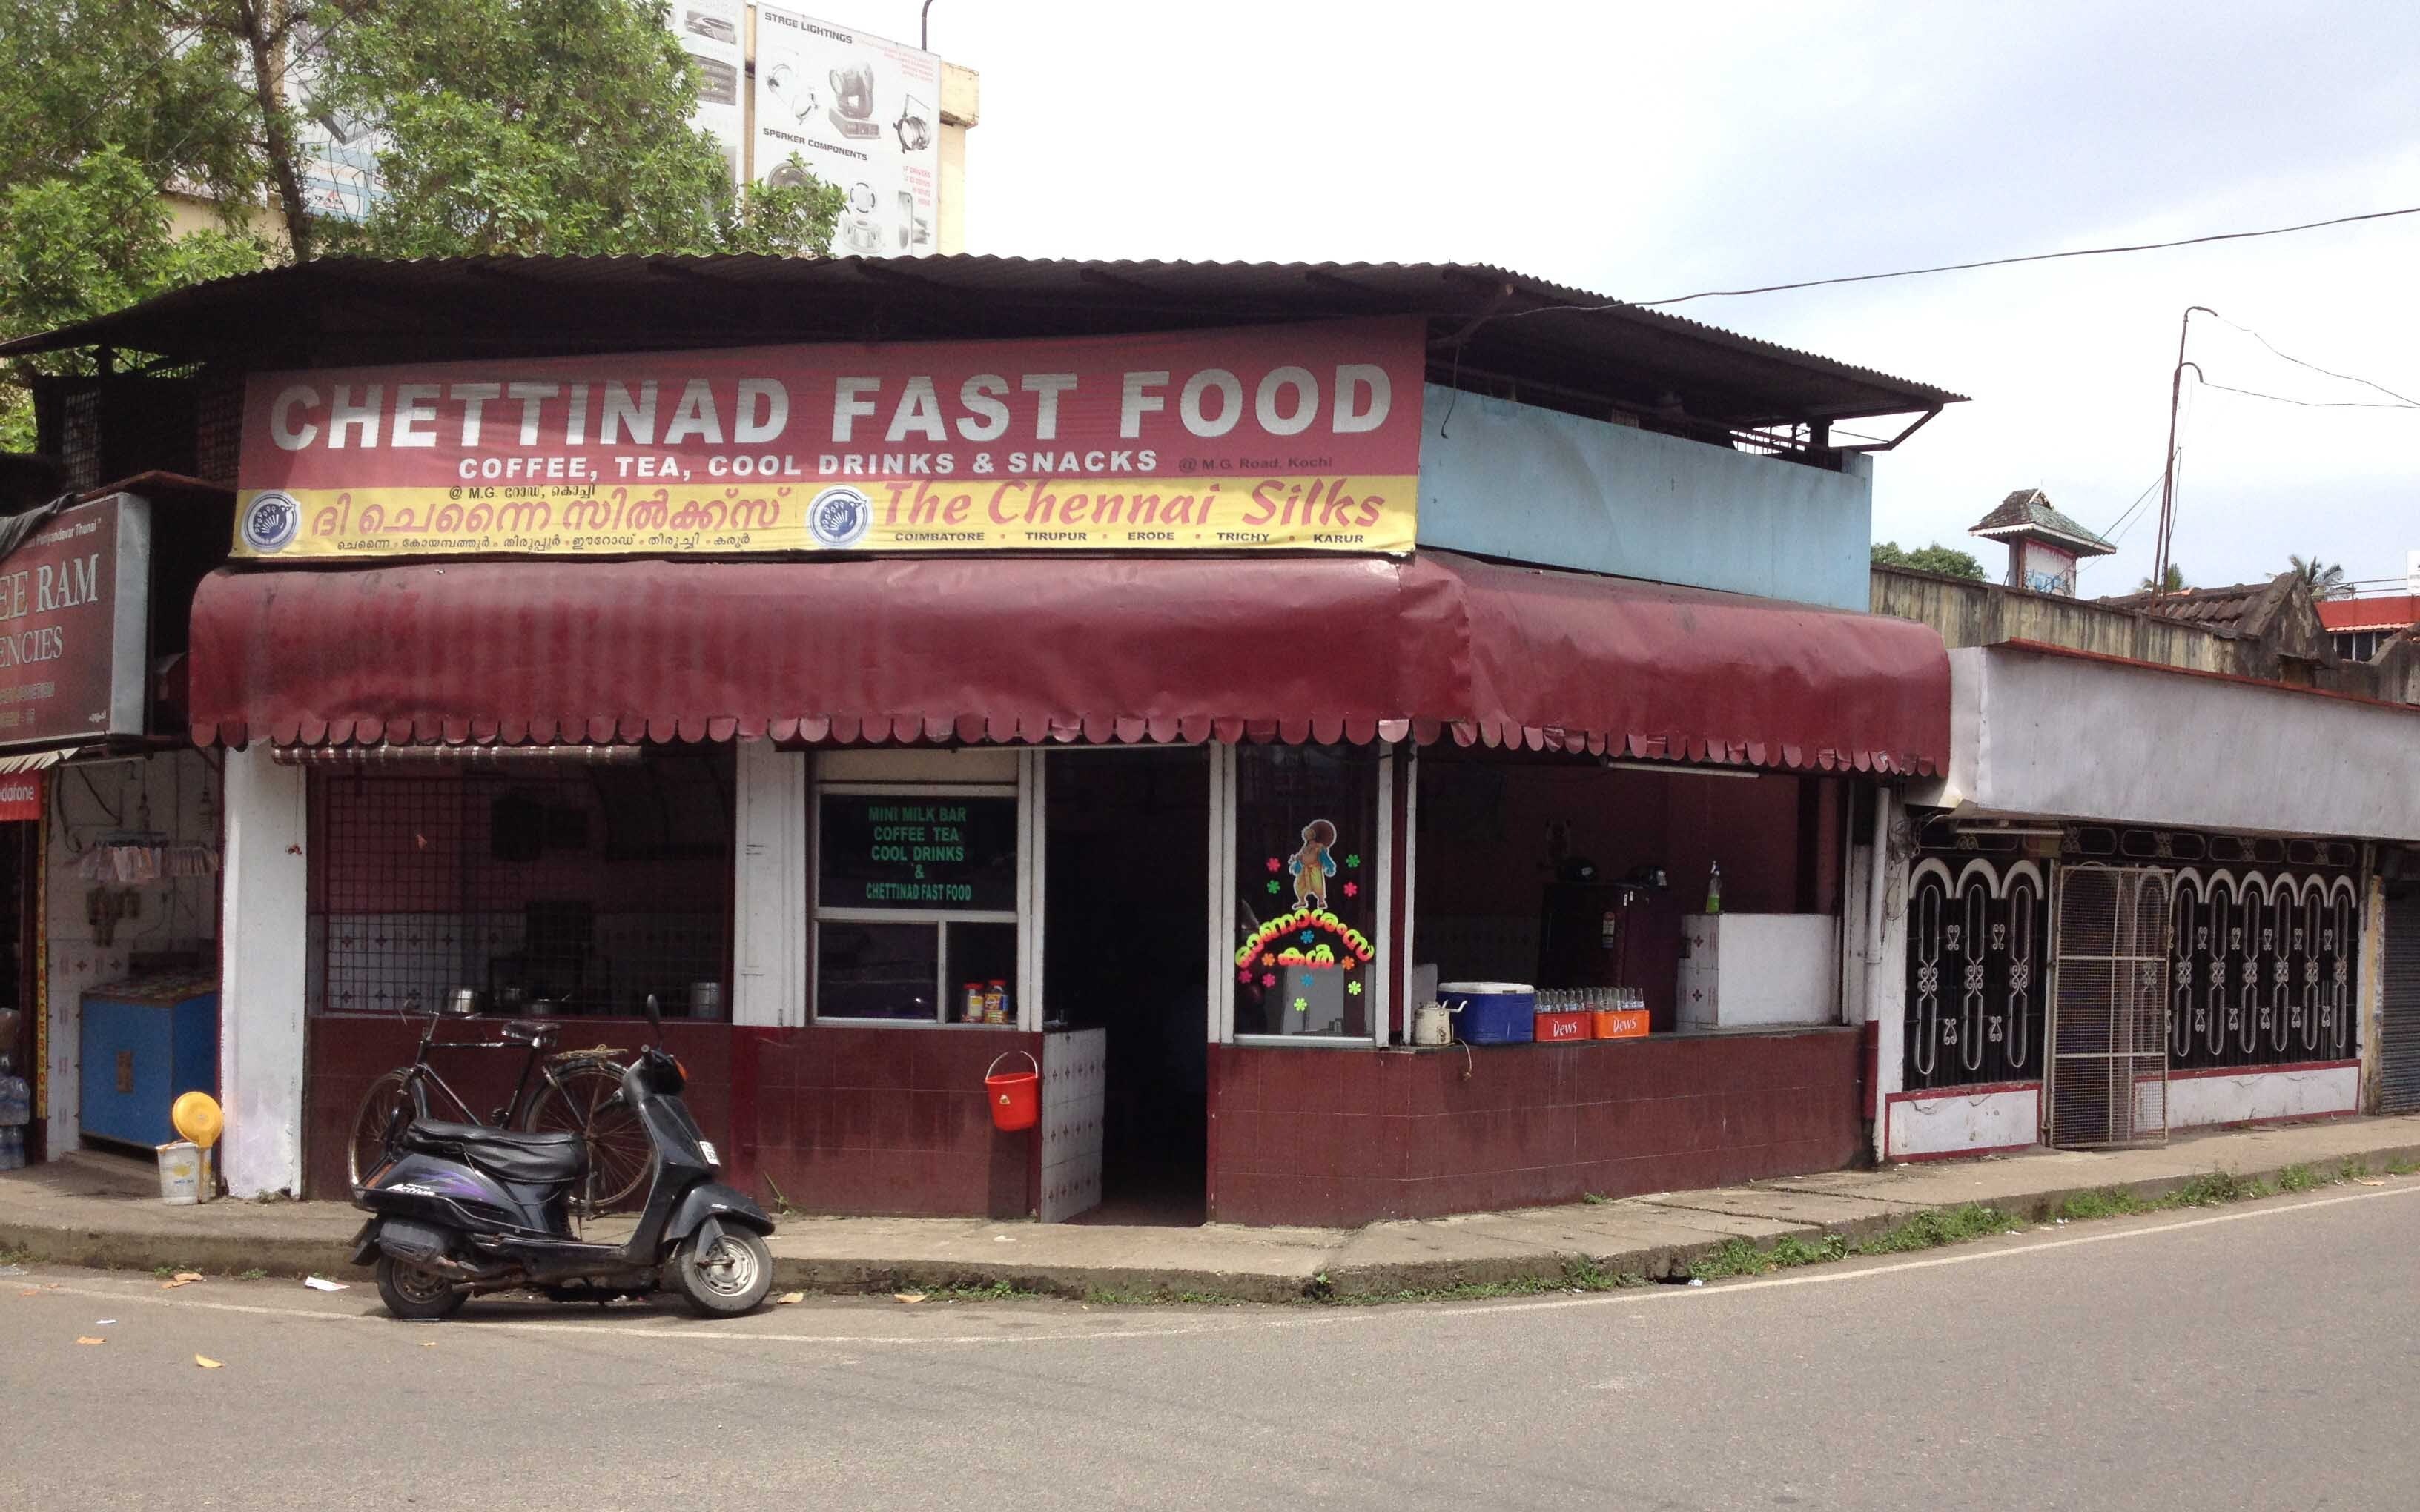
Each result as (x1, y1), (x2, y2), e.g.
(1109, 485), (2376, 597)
(1039, 1028), (1106, 1222)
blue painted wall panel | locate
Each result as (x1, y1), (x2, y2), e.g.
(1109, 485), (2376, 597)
(1415, 385), (1874, 610)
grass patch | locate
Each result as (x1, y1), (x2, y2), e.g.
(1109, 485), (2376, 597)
(2389, 1157), (2419, 1177)
(0, 1244), (30, 1267)
(238, 1268), (268, 1281)
(1853, 1203), (2023, 1255)
(1581, 1192), (1613, 1205)
(1686, 1204), (2023, 1281)
(2170, 1170), (2267, 1207)
(2274, 1164), (2323, 1193)
(2055, 1188), (2150, 1221)
(1320, 1256), (1650, 1307)
(1080, 1284), (1252, 1307)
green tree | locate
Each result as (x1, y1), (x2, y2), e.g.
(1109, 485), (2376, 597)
(1871, 540), (1986, 580)
(2287, 553), (2350, 600)
(2138, 563), (2189, 594)
(1, 0), (839, 446)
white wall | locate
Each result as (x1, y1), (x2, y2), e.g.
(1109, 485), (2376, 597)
(1886, 1085), (2039, 1159)
(733, 740), (807, 1028)
(1938, 646), (2420, 842)
(2167, 1065), (2359, 1129)
(219, 749), (308, 1196)
(42, 751), (222, 1157)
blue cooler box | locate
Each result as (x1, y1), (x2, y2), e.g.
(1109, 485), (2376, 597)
(1439, 982), (1535, 1044)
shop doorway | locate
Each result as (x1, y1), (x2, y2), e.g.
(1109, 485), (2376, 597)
(1, 819), (36, 1164)
(2381, 884), (2420, 1115)
(1043, 747), (1210, 1225)
(2047, 864), (2173, 1148)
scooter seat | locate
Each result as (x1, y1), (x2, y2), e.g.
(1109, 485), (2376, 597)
(401, 1120), (589, 1185)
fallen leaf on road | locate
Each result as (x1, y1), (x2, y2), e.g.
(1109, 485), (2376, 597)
(420, 1341), (437, 1348)
(893, 1292), (927, 1304)
(302, 1276), (349, 1292)
(2355, 1178), (2387, 1187)
(76, 1336), (105, 1346)
(194, 1356), (223, 1370)
(776, 1291), (805, 1305)
(173, 1271), (204, 1284)
(17, 1288), (37, 1297)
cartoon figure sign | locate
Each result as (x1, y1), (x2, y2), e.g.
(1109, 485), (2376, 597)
(1289, 819), (1339, 909)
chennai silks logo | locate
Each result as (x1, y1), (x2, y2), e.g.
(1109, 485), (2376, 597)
(805, 485), (873, 548)
(240, 491), (302, 553)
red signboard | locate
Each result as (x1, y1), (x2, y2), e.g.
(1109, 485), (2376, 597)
(0, 494), (150, 749)
(0, 771), (42, 823)
(232, 318), (1428, 559)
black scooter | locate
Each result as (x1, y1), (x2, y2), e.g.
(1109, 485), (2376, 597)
(351, 994), (775, 1319)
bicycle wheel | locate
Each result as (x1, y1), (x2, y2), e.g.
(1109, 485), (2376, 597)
(349, 1069), (415, 1190)
(524, 1058), (649, 1213)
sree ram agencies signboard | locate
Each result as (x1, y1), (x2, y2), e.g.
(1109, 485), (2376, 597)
(233, 319), (1426, 560)
(0, 494), (151, 749)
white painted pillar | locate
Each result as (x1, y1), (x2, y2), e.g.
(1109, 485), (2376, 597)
(1867, 790), (1911, 1162)
(219, 747), (308, 1197)
(2360, 868), (2387, 1112)
(731, 740), (807, 1028)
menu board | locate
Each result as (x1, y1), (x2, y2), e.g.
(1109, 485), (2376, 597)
(818, 794), (1016, 911)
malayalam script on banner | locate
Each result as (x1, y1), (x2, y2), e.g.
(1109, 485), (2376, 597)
(233, 319), (1426, 560)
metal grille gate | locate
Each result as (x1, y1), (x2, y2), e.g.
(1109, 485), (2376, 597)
(2050, 864), (2173, 1148)
(2381, 891), (2420, 1114)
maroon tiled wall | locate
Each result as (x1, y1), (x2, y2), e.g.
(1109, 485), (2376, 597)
(1206, 1029), (1863, 1227)
(734, 1027), (1035, 1220)
(305, 1018), (1029, 1219)
(303, 1015), (731, 1200)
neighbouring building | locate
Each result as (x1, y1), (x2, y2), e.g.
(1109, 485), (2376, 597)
(7, 254), (1966, 1224)
(1867, 515), (2420, 1160)
(2318, 550), (2420, 666)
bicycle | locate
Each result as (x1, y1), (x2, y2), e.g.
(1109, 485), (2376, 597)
(348, 1002), (649, 1216)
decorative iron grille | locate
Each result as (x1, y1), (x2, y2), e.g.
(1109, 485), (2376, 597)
(2166, 869), (2359, 1069)
(1904, 856), (2049, 1090)
(306, 750), (734, 1020)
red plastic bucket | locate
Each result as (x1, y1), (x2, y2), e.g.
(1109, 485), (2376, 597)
(985, 1051), (1040, 1132)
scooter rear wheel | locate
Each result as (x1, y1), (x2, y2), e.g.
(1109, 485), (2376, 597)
(669, 1227), (772, 1316)
(376, 1254), (466, 1321)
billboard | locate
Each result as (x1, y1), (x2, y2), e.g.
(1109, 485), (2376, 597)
(0, 495), (153, 749)
(667, 0), (748, 185)
(231, 319), (1426, 559)
(753, 9), (940, 254)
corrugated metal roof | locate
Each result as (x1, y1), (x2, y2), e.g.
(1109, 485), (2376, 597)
(0, 254), (1965, 429)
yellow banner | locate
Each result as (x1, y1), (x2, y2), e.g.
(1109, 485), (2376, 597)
(236, 474), (1420, 558)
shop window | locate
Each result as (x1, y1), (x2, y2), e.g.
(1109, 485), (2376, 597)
(813, 784), (1020, 1024)
(306, 749), (734, 1019)
(1232, 744), (1383, 1039)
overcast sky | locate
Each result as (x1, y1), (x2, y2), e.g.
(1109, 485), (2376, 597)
(841, 0), (2420, 594)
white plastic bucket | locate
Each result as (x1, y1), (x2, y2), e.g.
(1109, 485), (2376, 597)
(156, 1140), (202, 1205)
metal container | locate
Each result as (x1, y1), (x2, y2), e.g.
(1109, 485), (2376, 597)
(1411, 1001), (1455, 1047)
(446, 987), (481, 1018)
(688, 981), (726, 1021)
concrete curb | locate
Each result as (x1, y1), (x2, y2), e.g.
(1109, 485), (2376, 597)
(10, 1142), (2419, 1303)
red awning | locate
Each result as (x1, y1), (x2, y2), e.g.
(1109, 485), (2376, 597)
(187, 551), (1948, 774)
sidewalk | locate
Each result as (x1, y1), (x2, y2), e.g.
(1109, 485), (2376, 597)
(8, 1115), (2420, 1303)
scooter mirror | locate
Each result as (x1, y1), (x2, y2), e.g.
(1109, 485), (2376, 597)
(644, 992), (664, 1038)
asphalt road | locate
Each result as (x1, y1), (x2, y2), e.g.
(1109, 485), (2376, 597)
(7, 1183), (2418, 1511)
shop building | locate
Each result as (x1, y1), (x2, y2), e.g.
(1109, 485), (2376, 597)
(13, 256), (1963, 1223)
(1871, 523), (2420, 1159)
(0, 465), (235, 1168)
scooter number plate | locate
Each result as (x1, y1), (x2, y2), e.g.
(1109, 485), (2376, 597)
(698, 1141), (720, 1167)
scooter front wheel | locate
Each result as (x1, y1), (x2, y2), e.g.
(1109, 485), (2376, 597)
(376, 1255), (466, 1321)
(668, 1227), (773, 1316)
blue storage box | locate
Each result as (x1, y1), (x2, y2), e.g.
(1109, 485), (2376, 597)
(79, 978), (219, 1150)
(1439, 981), (1535, 1045)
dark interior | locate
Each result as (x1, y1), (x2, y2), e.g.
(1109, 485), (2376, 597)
(1044, 747), (1210, 1225)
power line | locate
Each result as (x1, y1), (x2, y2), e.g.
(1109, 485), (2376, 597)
(2195, 377), (2420, 411)
(2204, 311), (2420, 408)
(2096, 470), (2166, 545)
(1502, 204), (2420, 316)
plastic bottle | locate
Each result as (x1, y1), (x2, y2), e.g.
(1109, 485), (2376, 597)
(1706, 860), (1722, 915)
(0, 1126), (19, 1171)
